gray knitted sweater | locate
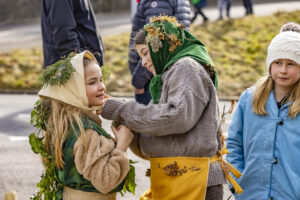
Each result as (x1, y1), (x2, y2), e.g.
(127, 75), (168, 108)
(102, 57), (225, 186)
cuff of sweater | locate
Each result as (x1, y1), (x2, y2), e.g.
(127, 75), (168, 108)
(112, 148), (129, 158)
(102, 99), (124, 120)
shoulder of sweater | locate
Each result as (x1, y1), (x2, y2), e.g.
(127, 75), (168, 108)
(75, 129), (114, 149)
(162, 57), (214, 99)
(77, 129), (98, 141)
(164, 57), (211, 80)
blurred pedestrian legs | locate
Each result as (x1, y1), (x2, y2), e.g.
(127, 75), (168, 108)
(243, 0), (253, 15)
(218, 0), (231, 20)
(191, 0), (208, 24)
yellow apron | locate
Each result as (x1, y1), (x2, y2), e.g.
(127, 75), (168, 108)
(140, 157), (209, 200)
(140, 149), (243, 200)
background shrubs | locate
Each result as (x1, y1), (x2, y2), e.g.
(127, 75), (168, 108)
(1, 11), (299, 96)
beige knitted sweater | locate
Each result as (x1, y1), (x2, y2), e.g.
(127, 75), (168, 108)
(73, 129), (130, 194)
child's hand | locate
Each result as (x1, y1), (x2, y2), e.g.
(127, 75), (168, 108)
(111, 125), (133, 152)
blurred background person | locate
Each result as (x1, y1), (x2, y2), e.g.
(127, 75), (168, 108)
(218, 0), (231, 20)
(191, 0), (209, 24)
(242, 0), (253, 15)
(41, 0), (104, 67)
(128, 0), (192, 105)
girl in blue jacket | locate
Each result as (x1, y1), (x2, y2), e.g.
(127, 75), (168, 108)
(226, 30), (300, 199)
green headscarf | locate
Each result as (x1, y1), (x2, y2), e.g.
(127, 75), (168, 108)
(144, 16), (218, 104)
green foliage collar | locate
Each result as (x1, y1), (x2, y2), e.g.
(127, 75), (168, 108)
(29, 100), (62, 199)
(29, 100), (137, 199)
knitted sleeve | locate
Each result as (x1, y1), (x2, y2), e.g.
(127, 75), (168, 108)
(73, 129), (130, 194)
(102, 57), (211, 136)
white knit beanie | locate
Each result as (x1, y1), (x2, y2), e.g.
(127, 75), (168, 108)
(266, 31), (300, 72)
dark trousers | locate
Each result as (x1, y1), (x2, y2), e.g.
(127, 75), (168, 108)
(205, 184), (223, 200)
(191, 7), (208, 23)
(243, 0), (253, 14)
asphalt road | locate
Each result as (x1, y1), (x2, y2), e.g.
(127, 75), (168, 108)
(0, 94), (234, 200)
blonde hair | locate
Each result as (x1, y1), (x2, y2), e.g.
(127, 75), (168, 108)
(83, 56), (97, 68)
(253, 75), (300, 118)
(43, 53), (98, 170)
(43, 97), (86, 170)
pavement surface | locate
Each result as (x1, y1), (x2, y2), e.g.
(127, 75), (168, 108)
(0, 94), (234, 200)
(1, 1), (300, 53)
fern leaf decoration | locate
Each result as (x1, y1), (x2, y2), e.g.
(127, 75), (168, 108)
(39, 53), (76, 86)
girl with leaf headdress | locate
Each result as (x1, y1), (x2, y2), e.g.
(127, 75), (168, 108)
(29, 51), (136, 200)
(100, 16), (242, 200)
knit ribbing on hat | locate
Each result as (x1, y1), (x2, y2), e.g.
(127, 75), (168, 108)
(266, 31), (300, 72)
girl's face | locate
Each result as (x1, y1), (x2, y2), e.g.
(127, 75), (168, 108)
(270, 59), (300, 91)
(84, 62), (106, 107)
(136, 44), (157, 76)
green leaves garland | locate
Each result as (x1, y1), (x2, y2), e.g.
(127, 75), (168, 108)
(29, 99), (62, 200)
(39, 53), (76, 86)
(29, 134), (62, 200)
(120, 160), (137, 196)
(29, 100), (137, 198)
(30, 100), (49, 131)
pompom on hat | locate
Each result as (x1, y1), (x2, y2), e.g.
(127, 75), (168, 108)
(280, 22), (300, 33)
(39, 51), (101, 111)
(266, 31), (300, 72)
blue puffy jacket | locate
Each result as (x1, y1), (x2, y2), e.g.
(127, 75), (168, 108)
(41, 0), (104, 67)
(128, 0), (192, 89)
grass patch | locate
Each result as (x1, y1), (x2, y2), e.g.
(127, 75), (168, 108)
(1, 11), (300, 96)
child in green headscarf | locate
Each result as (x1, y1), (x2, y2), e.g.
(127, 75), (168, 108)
(101, 16), (241, 200)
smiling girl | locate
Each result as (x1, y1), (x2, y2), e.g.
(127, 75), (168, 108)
(226, 30), (300, 199)
(32, 51), (133, 200)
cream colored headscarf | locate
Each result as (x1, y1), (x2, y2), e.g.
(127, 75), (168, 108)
(39, 51), (101, 111)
